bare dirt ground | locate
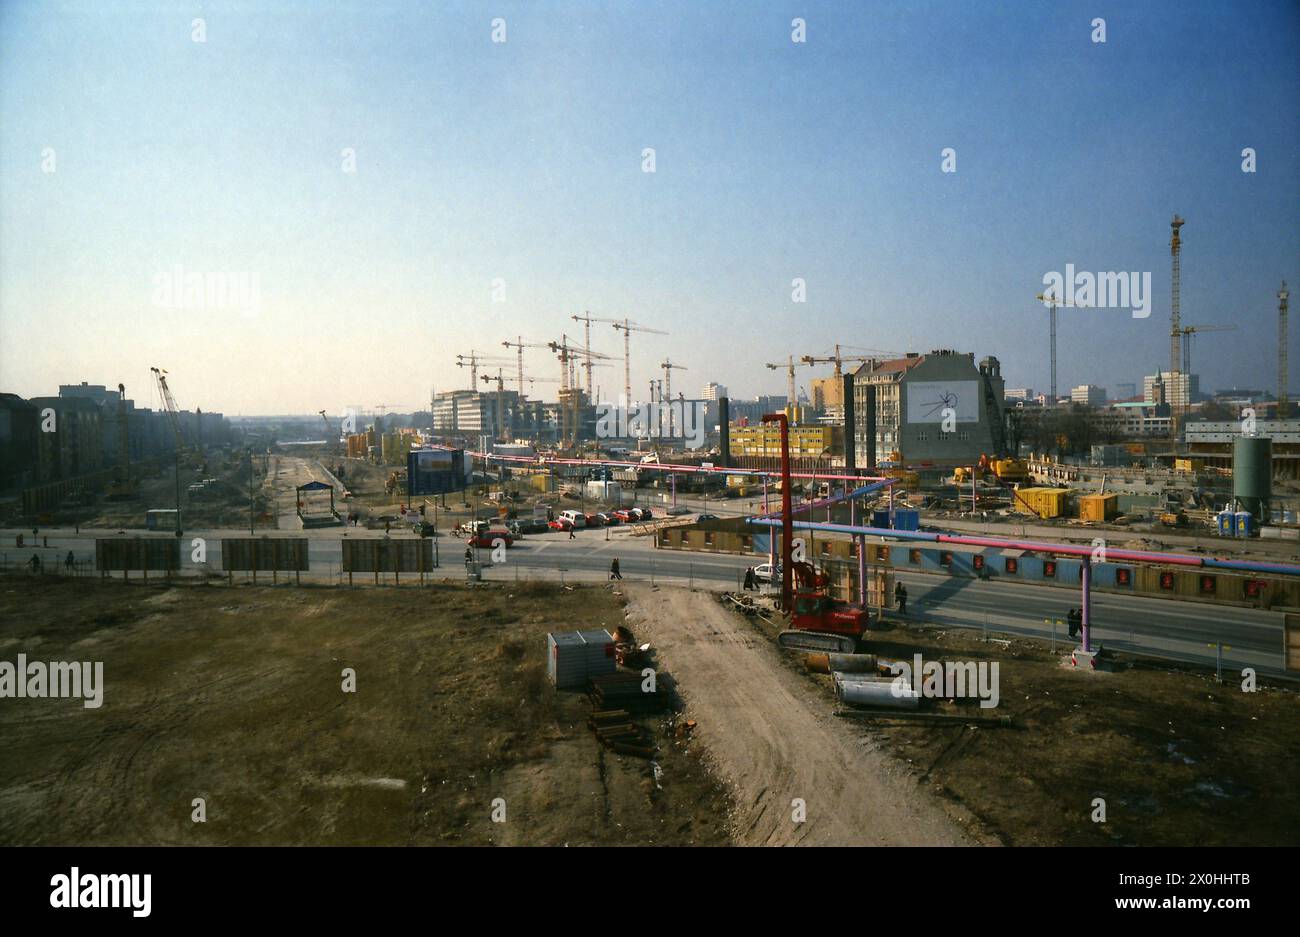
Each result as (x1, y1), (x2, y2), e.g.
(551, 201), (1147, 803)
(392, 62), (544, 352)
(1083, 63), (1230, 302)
(643, 583), (1300, 847)
(0, 578), (731, 845)
(620, 584), (982, 845)
(820, 620), (1300, 846)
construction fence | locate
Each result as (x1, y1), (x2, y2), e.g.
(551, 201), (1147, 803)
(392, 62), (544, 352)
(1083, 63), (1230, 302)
(657, 524), (1300, 612)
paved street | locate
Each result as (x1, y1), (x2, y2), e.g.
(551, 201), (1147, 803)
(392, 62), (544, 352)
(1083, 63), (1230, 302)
(7, 513), (1292, 680)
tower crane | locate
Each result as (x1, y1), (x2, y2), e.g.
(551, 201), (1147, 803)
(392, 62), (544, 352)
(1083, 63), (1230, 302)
(610, 318), (669, 405)
(800, 344), (903, 376)
(569, 312), (607, 398)
(501, 338), (549, 394)
(1177, 324), (1237, 424)
(766, 356), (810, 408)
(1279, 281), (1290, 420)
(660, 359), (688, 436)
(480, 370), (510, 441)
(1034, 292), (1094, 406)
(456, 351), (512, 390)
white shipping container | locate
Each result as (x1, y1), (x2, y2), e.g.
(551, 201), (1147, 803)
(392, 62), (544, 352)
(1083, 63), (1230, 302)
(547, 629), (616, 689)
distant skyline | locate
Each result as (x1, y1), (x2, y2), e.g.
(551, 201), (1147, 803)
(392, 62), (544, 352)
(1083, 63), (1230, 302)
(2, 0), (1297, 415)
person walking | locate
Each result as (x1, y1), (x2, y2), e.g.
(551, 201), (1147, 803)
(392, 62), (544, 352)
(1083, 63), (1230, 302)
(743, 567), (756, 591)
(568, 524), (576, 540)
(29, 553), (41, 574)
(894, 581), (908, 616)
(1067, 608), (1080, 640)
(64, 551), (75, 573)
(464, 545), (474, 565)
(609, 558), (623, 581)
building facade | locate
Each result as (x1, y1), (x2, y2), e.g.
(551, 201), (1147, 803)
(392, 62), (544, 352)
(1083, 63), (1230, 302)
(852, 350), (1005, 467)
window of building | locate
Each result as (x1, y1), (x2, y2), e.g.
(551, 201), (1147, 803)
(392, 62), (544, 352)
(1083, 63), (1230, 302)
(1159, 571), (1175, 590)
(909, 548), (921, 564)
(1043, 560), (1057, 578)
(958, 431), (970, 441)
(916, 431), (928, 442)
(1005, 557), (1018, 574)
(875, 545), (889, 563)
(1115, 567), (1132, 587)
(940, 551), (953, 567)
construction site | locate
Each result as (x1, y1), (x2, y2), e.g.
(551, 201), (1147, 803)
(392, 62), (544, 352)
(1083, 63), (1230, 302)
(4, 10), (1300, 911)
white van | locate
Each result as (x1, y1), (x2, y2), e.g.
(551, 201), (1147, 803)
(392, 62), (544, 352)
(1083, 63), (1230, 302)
(559, 509), (587, 528)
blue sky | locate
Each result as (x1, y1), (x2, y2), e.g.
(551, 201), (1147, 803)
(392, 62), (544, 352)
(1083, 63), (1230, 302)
(1, 0), (1297, 414)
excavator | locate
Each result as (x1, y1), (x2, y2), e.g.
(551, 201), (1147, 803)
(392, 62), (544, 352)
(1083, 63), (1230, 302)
(761, 411), (871, 654)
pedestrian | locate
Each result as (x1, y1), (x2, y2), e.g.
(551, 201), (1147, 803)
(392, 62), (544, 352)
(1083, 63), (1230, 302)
(65, 551), (74, 572)
(743, 567), (755, 591)
(29, 553), (41, 574)
(568, 525), (575, 540)
(15, 534), (23, 548)
(1067, 608), (1080, 640)
(609, 558), (623, 581)
(43, 535), (48, 548)
(894, 581), (908, 616)
(464, 546), (474, 565)
(385, 519), (391, 534)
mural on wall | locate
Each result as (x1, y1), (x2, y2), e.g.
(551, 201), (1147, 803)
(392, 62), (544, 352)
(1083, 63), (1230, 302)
(905, 380), (980, 423)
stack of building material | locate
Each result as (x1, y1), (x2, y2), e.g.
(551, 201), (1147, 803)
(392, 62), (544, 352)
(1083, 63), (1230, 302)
(587, 708), (656, 759)
(588, 671), (667, 713)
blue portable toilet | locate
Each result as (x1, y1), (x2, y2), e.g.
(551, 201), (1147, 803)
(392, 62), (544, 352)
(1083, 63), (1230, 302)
(1234, 511), (1253, 537)
(893, 508), (920, 532)
(1217, 511), (1236, 537)
(871, 509), (891, 529)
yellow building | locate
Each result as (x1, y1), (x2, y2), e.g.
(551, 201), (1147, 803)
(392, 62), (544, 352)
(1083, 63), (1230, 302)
(730, 424), (835, 458)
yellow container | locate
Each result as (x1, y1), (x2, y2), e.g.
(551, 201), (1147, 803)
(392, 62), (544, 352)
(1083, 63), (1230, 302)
(1078, 493), (1118, 522)
(1011, 487), (1070, 518)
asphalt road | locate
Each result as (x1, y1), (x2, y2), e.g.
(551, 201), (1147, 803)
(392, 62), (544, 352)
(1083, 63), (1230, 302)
(9, 518), (1290, 680)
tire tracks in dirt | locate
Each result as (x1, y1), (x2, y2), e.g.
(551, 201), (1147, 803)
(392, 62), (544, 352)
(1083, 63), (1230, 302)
(621, 584), (985, 846)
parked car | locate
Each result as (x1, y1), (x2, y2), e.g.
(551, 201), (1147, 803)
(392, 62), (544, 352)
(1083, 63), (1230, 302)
(559, 509), (587, 528)
(753, 562), (780, 583)
(598, 512), (621, 526)
(612, 509), (634, 522)
(639, 507), (654, 519)
(516, 518), (549, 534)
(584, 513), (604, 527)
(548, 518), (575, 531)
(468, 530), (513, 548)
(665, 505), (690, 516)
(697, 513), (720, 522)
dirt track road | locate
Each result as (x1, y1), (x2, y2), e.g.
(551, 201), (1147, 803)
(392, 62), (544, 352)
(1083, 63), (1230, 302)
(622, 585), (982, 846)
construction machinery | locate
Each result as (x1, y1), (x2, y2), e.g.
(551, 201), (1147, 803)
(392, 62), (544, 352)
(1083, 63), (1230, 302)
(456, 351), (512, 390)
(775, 561), (871, 654)
(766, 356), (808, 410)
(151, 366), (204, 470)
(318, 410), (338, 453)
(800, 345), (902, 377)
(480, 369), (509, 441)
(1034, 292), (1094, 406)
(610, 318), (668, 406)
(501, 338), (550, 394)
(762, 411), (870, 654)
(106, 383), (135, 500)
(659, 359), (688, 436)
(1279, 281), (1290, 420)
(1178, 324), (1237, 426)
